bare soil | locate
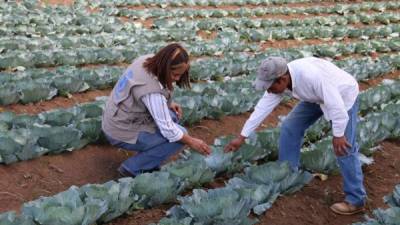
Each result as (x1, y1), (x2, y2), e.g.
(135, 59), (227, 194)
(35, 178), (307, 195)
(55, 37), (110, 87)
(117, 2), (335, 10)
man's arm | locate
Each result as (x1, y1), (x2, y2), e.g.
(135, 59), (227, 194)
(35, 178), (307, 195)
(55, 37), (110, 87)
(314, 78), (351, 156)
(315, 79), (349, 137)
(224, 92), (282, 152)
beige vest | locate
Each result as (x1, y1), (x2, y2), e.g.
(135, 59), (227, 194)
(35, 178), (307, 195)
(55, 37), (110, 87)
(102, 54), (171, 144)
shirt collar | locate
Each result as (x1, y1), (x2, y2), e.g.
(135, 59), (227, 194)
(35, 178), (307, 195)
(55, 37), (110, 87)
(287, 63), (299, 99)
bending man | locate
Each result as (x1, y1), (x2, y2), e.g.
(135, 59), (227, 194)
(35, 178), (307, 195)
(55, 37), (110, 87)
(224, 56), (366, 215)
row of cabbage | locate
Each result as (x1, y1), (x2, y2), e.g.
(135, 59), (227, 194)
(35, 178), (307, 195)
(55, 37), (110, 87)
(190, 39), (400, 80)
(1, 1), (398, 38)
(354, 184), (400, 225)
(0, 70), (398, 166)
(0, 1), (142, 37)
(0, 28), (197, 60)
(0, 99), (106, 164)
(2, 11), (399, 54)
(1, 97), (399, 225)
(0, 159), (311, 225)
(0, 45), (396, 111)
(90, 0), (313, 8)
(0, 66), (120, 105)
(0, 37), (398, 105)
(0, 10), (400, 53)
(153, 12), (400, 30)
(153, 161), (312, 225)
(2, 22), (399, 70)
(240, 23), (400, 42)
(0, 2), (109, 28)
(0, 53), (397, 129)
(0, 22), (398, 66)
(0, 45), (400, 108)
(0, 34), (258, 56)
(105, 1), (400, 20)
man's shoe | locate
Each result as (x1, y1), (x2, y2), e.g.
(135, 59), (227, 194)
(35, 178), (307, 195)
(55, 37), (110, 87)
(330, 202), (364, 215)
(118, 166), (135, 178)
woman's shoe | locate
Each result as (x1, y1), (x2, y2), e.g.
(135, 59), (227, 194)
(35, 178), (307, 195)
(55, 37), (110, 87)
(118, 166), (160, 178)
(117, 166), (135, 178)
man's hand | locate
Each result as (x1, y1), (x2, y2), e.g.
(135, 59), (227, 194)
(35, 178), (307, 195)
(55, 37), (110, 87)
(170, 102), (183, 119)
(188, 137), (211, 155)
(332, 136), (352, 156)
(224, 135), (246, 152)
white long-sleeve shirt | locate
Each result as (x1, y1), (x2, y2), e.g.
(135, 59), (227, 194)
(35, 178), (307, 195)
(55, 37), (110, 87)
(141, 93), (184, 142)
(241, 57), (359, 138)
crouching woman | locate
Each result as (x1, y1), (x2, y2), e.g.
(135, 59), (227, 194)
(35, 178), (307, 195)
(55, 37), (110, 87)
(102, 43), (211, 177)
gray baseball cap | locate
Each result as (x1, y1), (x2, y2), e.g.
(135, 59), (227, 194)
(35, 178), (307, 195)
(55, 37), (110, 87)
(253, 57), (288, 91)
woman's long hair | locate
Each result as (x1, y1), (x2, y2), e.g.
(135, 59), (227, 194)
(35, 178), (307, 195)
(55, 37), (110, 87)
(143, 43), (191, 91)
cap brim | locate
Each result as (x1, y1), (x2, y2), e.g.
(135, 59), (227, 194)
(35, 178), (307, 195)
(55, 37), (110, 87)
(253, 78), (273, 91)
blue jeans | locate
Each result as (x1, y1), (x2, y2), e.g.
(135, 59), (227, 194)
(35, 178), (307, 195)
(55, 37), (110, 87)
(279, 99), (366, 206)
(105, 110), (186, 176)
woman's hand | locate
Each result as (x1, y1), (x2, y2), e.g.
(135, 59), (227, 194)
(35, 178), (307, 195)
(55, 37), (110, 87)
(188, 137), (211, 155)
(180, 134), (211, 155)
(170, 102), (183, 119)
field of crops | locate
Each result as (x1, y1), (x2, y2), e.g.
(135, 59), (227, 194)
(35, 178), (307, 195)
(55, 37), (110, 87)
(0, 0), (399, 224)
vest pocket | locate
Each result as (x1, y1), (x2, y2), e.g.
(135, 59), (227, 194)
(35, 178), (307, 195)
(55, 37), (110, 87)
(131, 113), (153, 125)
